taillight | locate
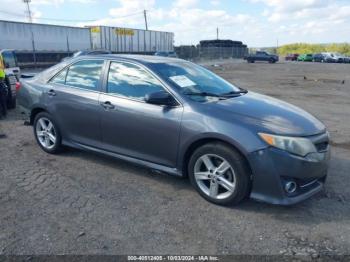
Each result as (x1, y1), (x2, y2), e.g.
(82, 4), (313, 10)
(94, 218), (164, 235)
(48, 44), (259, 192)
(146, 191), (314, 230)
(15, 82), (21, 92)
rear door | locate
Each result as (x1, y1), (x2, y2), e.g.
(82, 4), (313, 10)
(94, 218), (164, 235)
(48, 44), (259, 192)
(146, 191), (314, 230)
(99, 60), (183, 167)
(46, 59), (105, 147)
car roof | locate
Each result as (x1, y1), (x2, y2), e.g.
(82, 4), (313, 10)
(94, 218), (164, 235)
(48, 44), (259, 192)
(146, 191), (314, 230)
(77, 54), (184, 65)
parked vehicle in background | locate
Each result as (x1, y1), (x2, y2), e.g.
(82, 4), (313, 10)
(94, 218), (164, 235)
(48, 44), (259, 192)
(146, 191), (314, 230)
(285, 54), (299, 61)
(62, 50), (112, 61)
(322, 52), (347, 63)
(5, 73), (19, 109)
(17, 54), (329, 206)
(0, 49), (20, 79)
(154, 51), (178, 58)
(245, 51), (279, 63)
(312, 53), (326, 62)
(332, 53), (347, 63)
(0, 50), (20, 109)
(297, 54), (313, 62)
(343, 56), (350, 63)
(321, 53), (337, 63)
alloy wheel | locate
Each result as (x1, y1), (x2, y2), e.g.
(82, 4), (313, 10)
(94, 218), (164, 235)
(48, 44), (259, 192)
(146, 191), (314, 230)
(35, 117), (57, 150)
(194, 154), (236, 200)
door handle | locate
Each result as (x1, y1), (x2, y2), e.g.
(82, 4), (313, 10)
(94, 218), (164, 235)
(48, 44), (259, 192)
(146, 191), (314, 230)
(101, 101), (115, 110)
(47, 89), (56, 97)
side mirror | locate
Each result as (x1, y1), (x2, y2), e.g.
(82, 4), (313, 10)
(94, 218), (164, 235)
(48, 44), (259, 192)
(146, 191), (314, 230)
(5, 62), (10, 68)
(145, 91), (177, 106)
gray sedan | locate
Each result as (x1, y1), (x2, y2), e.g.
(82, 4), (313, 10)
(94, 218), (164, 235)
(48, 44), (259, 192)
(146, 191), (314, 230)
(17, 55), (330, 206)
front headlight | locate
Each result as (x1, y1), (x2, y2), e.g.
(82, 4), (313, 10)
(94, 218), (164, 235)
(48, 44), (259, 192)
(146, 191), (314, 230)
(258, 133), (317, 157)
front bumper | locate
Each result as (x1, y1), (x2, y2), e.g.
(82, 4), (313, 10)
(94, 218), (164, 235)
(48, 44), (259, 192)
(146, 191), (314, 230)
(247, 134), (330, 205)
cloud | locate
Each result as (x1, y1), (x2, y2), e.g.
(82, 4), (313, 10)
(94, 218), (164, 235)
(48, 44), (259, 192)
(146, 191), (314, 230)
(173, 0), (199, 9)
(3, 0), (349, 47)
(251, 0), (331, 22)
(80, 0), (257, 45)
(0, 0), (42, 22)
(210, 0), (220, 6)
(251, 0), (329, 12)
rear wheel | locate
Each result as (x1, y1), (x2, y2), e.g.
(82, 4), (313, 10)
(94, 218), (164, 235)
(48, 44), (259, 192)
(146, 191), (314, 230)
(34, 112), (62, 154)
(188, 142), (250, 206)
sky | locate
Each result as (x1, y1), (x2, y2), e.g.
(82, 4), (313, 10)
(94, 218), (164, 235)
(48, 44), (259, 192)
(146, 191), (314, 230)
(1, 0), (350, 47)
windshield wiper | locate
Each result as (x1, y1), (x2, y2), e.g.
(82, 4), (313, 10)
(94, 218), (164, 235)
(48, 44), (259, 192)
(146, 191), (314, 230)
(183, 91), (224, 98)
(220, 88), (248, 97)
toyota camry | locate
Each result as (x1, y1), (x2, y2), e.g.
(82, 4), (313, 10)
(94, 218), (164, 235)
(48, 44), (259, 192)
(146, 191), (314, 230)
(18, 55), (330, 206)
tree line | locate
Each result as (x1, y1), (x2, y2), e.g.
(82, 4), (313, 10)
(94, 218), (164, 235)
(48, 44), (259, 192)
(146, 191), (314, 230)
(277, 43), (350, 56)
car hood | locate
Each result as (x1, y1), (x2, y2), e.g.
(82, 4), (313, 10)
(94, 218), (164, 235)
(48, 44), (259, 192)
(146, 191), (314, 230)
(211, 92), (326, 136)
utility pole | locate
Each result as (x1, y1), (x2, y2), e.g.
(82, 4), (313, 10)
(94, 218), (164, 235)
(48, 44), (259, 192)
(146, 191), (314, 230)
(144, 10), (148, 30)
(23, 0), (32, 23)
(216, 27), (219, 40)
(23, 0), (36, 66)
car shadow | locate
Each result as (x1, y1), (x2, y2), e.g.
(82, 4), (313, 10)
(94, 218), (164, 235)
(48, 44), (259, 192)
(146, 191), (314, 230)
(61, 147), (191, 191)
(60, 146), (350, 225)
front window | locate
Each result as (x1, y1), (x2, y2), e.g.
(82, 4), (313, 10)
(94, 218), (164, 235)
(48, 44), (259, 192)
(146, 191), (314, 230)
(149, 61), (241, 99)
(107, 62), (165, 100)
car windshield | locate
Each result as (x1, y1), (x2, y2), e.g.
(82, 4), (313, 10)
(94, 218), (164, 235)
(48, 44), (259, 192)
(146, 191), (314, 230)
(149, 61), (241, 99)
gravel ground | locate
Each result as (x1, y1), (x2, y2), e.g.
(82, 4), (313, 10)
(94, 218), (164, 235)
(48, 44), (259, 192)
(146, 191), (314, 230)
(0, 60), (349, 256)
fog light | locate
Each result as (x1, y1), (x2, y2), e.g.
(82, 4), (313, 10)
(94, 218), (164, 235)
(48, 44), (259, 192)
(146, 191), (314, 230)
(284, 181), (297, 194)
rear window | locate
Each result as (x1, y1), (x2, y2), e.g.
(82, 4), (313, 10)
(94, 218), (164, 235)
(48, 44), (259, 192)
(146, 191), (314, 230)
(48, 59), (104, 92)
(65, 60), (104, 91)
(31, 62), (67, 83)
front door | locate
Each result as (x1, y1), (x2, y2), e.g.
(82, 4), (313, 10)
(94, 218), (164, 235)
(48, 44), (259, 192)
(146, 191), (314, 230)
(99, 61), (183, 167)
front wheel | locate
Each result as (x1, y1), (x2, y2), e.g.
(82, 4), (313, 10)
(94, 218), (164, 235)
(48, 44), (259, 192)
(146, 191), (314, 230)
(188, 142), (250, 206)
(34, 112), (62, 154)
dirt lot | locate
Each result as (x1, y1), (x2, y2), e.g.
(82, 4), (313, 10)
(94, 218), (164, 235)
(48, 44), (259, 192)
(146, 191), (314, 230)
(0, 60), (349, 256)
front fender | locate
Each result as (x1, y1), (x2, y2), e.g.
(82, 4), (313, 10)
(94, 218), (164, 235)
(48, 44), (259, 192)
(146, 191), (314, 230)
(176, 111), (268, 174)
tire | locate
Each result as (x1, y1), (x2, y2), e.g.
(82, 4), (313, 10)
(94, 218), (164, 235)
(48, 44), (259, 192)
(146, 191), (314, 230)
(188, 142), (250, 206)
(33, 112), (62, 154)
(269, 59), (274, 63)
